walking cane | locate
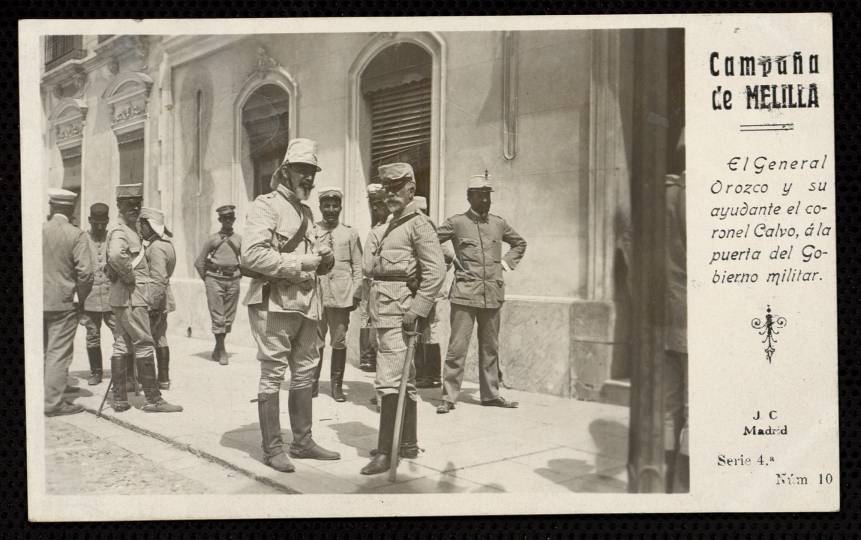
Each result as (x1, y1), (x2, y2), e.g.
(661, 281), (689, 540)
(97, 376), (114, 418)
(389, 319), (420, 482)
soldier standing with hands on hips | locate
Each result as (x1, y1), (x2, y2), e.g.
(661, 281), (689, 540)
(242, 138), (340, 473)
(360, 163), (445, 475)
(195, 205), (242, 365)
(43, 189), (93, 416)
(358, 183), (390, 373)
(140, 207), (176, 390)
(106, 183), (182, 413)
(436, 172), (527, 414)
(313, 187), (362, 402)
(79, 202), (113, 386)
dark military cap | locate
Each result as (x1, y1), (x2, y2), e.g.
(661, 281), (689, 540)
(89, 202), (110, 222)
(216, 205), (236, 217)
(378, 162), (415, 191)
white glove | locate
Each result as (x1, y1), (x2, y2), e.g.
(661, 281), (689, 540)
(299, 253), (322, 271)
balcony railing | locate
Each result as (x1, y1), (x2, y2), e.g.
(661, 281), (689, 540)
(44, 36), (86, 72)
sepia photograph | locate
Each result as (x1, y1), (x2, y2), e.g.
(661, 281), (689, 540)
(33, 23), (688, 510)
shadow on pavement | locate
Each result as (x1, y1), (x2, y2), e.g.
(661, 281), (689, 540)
(220, 422), (265, 463)
(329, 420), (377, 459)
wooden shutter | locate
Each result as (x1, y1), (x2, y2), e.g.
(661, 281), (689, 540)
(118, 130), (145, 185)
(367, 78), (432, 175)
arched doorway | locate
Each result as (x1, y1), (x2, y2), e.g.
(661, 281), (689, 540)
(241, 84), (291, 198)
(360, 43), (433, 207)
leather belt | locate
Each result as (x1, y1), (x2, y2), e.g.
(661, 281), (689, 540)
(372, 275), (411, 282)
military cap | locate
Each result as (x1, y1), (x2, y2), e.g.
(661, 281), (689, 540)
(48, 188), (77, 207)
(116, 183), (144, 200)
(318, 187), (343, 201)
(140, 207), (172, 238)
(216, 205), (236, 217)
(367, 183), (386, 202)
(379, 162), (415, 191)
(415, 195), (428, 211)
(467, 171), (494, 192)
(281, 138), (321, 172)
(89, 202), (110, 222)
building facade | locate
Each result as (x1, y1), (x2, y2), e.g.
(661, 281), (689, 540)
(40, 30), (684, 404)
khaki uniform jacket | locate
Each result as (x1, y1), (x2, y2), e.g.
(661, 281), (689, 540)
(43, 214), (93, 311)
(665, 172), (687, 353)
(83, 231), (111, 312)
(194, 231), (242, 279)
(317, 221), (363, 309)
(241, 184), (325, 319)
(145, 236), (177, 313)
(107, 221), (151, 308)
(363, 201), (446, 329)
(438, 209), (527, 309)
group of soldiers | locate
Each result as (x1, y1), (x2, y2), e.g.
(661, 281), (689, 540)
(43, 184), (182, 417)
(41, 136), (528, 477)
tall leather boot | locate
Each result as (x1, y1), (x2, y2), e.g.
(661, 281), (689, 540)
(110, 354), (130, 412)
(311, 348), (324, 398)
(414, 343), (429, 388)
(330, 348), (347, 402)
(213, 333), (228, 365)
(359, 328), (375, 372)
(361, 394), (396, 475)
(256, 392), (295, 472)
(156, 346), (170, 390)
(400, 397), (419, 458)
(125, 354), (137, 392)
(87, 347), (103, 386)
(425, 344), (442, 389)
(139, 354), (183, 413)
(287, 387), (340, 460)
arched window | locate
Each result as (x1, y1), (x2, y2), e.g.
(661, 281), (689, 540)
(241, 84), (291, 198)
(361, 43), (433, 206)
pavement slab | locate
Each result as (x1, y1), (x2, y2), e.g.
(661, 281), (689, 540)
(54, 329), (630, 494)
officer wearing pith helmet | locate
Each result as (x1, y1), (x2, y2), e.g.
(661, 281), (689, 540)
(242, 138), (339, 473)
(360, 162), (445, 475)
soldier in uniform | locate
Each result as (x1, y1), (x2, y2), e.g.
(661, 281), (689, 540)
(358, 183), (390, 373)
(242, 138), (340, 473)
(360, 163), (445, 476)
(413, 196), (454, 389)
(313, 187), (362, 402)
(435, 173), (527, 414)
(79, 202), (114, 386)
(140, 208), (176, 390)
(43, 189), (93, 416)
(106, 183), (182, 413)
(195, 205), (242, 365)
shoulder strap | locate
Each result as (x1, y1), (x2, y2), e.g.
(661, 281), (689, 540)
(373, 212), (421, 256)
(225, 237), (241, 259)
(273, 189), (309, 253)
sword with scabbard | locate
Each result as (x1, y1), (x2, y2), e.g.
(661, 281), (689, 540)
(97, 376), (114, 417)
(389, 318), (421, 482)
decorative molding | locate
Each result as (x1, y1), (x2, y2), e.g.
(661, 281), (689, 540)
(502, 31), (518, 161)
(250, 46), (280, 79)
(344, 32), (447, 229)
(50, 98), (88, 151)
(103, 71), (154, 137)
(162, 35), (249, 68)
(47, 64), (89, 100)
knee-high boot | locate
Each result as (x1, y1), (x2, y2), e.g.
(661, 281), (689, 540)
(156, 346), (170, 390)
(414, 343), (428, 388)
(87, 347), (103, 386)
(110, 354), (130, 412)
(139, 354), (183, 413)
(257, 392), (295, 472)
(311, 348), (324, 398)
(287, 387), (340, 460)
(330, 348), (347, 402)
(425, 344), (442, 388)
(361, 394), (397, 475)
(125, 354), (137, 392)
(359, 328), (374, 372)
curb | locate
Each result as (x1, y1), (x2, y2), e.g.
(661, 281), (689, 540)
(81, 405), (300, 495)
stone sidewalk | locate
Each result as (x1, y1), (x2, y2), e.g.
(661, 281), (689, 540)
(61, 329), (630, 495)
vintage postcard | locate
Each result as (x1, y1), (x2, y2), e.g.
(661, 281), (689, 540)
(20, 13), (838, 519)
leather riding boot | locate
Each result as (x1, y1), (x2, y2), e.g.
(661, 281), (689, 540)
(311, 348), (323, 398)
(139, 354), (183, 413)
(110, 354), (130, 412)
(257, 392), (295, 472)
(87, 347), (103, 386)
(414, 343), (429, 388)
(330, 348), (347, 402)
(156, 346), (171, 390)
(400, 397), (419, 458)
(213, 333), (224, 362)
(125, 354), (137, 392)
(425, 344), (442, 388)
(361, 394), (397, 475)
(287, 387), (340, 460)
(358, 328), (373, 372)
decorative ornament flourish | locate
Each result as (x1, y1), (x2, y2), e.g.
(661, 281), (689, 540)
(751, 305), (788, 363)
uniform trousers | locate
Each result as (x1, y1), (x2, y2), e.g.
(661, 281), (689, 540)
(149, 310), (169, 348)
(110, 306), (156, 359)
(249, 305), (321, 394)
(80, 310), (116, 349)
(373, 326), (417, 401)
(317, 307), (349, 350)
(43, 310), (79, 413)
(442, 304), (502, 403)
(205, 275), (240, 333)
(419, 302), (442, 345)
